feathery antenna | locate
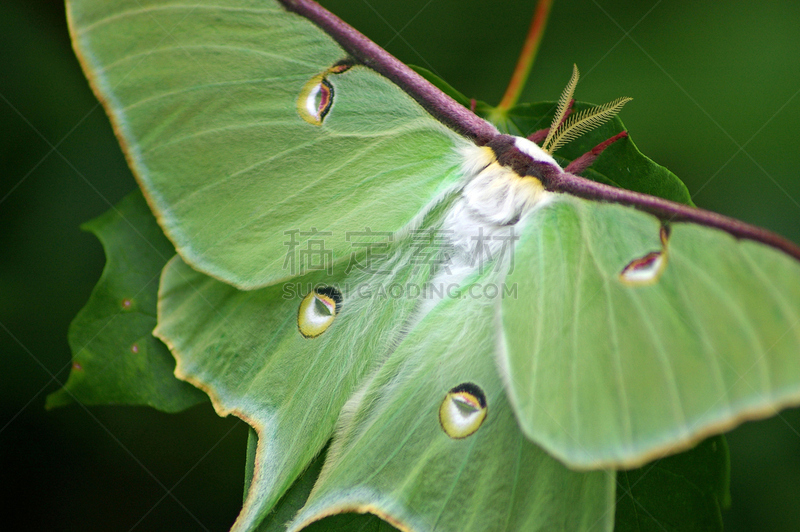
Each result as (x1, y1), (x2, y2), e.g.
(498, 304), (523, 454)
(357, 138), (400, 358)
(544, 97), (632, 154)
(542, 65), (632, 155)
(542, 64), (579, 151)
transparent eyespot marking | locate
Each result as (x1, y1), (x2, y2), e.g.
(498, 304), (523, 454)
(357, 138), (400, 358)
(297, 286), (343, 338)
(620, 226), (670, 286)
(439, 382), (488, 439)
(296, 62), (352, 126)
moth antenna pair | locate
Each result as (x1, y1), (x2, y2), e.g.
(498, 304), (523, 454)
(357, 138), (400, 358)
(541, 64), (632, 155)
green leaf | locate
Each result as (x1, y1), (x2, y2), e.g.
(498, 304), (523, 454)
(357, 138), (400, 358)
(615, 436), (730, 532)
(245, 428), (259, 504)
(46, 191), (205, 412)
(250, 436), (327, 532)
(408, 65), (473, 108)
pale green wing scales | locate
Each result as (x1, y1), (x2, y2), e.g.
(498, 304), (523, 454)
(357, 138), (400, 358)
(500, 194), (800, 468)
(68, 0), (469, 289)
(155, 218), (448, 531)
(291, 278), (614, 532)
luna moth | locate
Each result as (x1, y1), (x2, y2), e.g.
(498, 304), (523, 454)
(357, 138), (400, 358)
(63, 0), (800, 530)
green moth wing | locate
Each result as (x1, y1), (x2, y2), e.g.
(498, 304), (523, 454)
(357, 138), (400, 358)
(64, 0), (800, 530)
(501, 194), (800, 468)
(155, 209), (455, 530)
(290, 277), (614, 532)
(68, 0), (474, 290)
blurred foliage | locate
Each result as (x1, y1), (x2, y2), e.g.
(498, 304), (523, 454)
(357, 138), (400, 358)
(2, 0), (800, 530)
(45, 191), (207, 412)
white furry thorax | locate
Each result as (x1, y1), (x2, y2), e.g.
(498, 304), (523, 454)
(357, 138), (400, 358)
(441, 137), (559, 272)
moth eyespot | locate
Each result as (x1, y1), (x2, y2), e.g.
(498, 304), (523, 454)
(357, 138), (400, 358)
(620, 251), (665, 285)
(619, 226), (670, 286)
(297, 286), (342, 338)
(297, 75), (333, 125)
(296, 63), (352, 126)
(439, 383), (487, 439)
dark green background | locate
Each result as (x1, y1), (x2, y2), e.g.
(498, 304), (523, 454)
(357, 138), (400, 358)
(3, 0), (799, 530)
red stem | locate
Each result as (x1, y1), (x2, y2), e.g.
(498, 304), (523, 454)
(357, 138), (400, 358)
(497, 0), (555, 111)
